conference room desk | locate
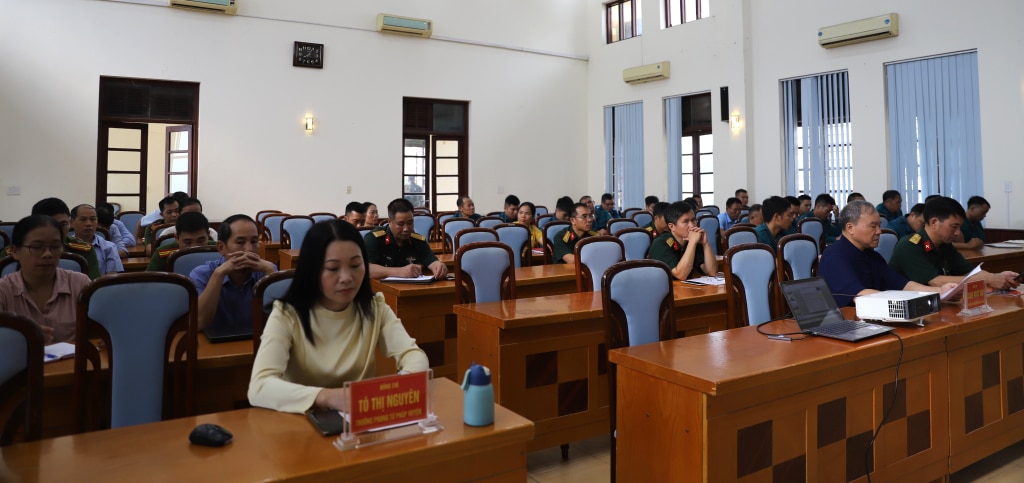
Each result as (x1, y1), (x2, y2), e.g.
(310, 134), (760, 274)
(371, 264), (578, 381)
(40, 338), (254, 438)
(121, 256), (149, 272)
(454, 283), (726, 452)
(279, 248), (300, 270)
(2, 378), (534, 483)
(258, 242), (282, 267)
(609, 295), (1024, 482)
(126, 245), (145, 257)
(960, 245), (1024, 274)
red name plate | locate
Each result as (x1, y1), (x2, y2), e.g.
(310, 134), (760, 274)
(348, 372), (428, 434)
(964, 280), (986, 310)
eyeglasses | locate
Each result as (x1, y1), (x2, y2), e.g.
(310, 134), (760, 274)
(21, 244), (64, 256)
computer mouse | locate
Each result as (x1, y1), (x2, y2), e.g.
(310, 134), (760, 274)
(189, 423), (233, 447)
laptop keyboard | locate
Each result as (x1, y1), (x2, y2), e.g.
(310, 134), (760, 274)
(811, 320), (875, 336)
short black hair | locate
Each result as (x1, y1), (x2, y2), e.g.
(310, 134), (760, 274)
(456, 196), (470, 209)
(882, 190), (901, 202)
(681, 197), (698, 210)
(785, 196), (800, 207)
(645, 195), (660, 207)
(735, 189), (748, 196)
(762, 196), (791, 223)
(158, 196), (179, 212)
(662, 201), (695, 225)
(96, 206), (114, 227)
(96, 202), (116, 213)
(847, 192), (864, 203)
(967, 196), (989, 209)
(218, 214), (256, 241)
(725, 197), (742, 208)
(579, 195), (592, 203)
(923, 196), (966, 224)
(345, 201), (366, 215)
(652, 201), (670, 218)
(600, 193), (614, 203)
(70, 204), (95, 218)
(504, 194), (520, 207)
(571, 203), (590, 216)
(924, 194), (941, 203)
(749, 203), (762, 214)
(814, 193), (836, 207)
(518, 201), (536, 217)
(179, 197), (202, 211)
(797, 194), (811, 202)
(31, 197), (70, 217)
(176, 211), (209, 234)
(12, 215), (63, 247)
(362, 201), (377, 211)
(555, 196), (574, 213)
(908, 203), (925, 216)
(171, 191), (189, 203)
(387, 198), (415, 219)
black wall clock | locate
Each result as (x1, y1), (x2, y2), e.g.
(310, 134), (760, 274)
(293, 41), (323, 69)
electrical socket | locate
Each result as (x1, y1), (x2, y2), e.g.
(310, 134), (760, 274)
(1005, 181), (1012, 193)
(7, 186), (20, 195)
(346, 186), (352, 195)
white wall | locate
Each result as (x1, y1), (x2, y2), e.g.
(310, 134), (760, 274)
(0, 0), (590, 221)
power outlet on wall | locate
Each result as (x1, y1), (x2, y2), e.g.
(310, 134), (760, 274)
(1005, 181), (1012, 193)
(346, 186), (352, 195)
(7, 185), (20, 195)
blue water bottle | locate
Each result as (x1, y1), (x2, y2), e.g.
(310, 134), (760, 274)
(461, 363), (495, 426)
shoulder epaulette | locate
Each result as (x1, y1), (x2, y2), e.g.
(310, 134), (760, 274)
(411, 233), (426, 241)
(66, 241), (92, 252)
(645, 225), (653, 232)
(909, 233), (922, 245)
(586, 230), (599, 236)
(562, 230), (573, 243)
(373, 230), (386, 237)
(158, 248), (176, 258)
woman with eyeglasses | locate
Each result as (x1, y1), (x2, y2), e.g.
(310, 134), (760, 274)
(515, 202), (544, 249)
(0, 215), (91, 343)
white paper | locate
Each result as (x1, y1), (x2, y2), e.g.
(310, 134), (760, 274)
(940, 263), (983, 301)
(43, 342), (75, 363)
(684, 276), (726, 286)
(985, 243), (1022, 249)
(381, 274), (434, 284)
(1003, 240), (1024, 244)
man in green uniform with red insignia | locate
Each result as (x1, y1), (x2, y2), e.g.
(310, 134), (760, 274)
(365, 198), (447, 280)
(31, 197), (101, 279)
(146, 212), (215, 272)
(642, 202), (669, 238)
(647, 201), (718, 280)
(552, 203), (598, 264)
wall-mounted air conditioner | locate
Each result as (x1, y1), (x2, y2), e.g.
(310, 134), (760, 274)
(377, 14), (433, 38)
(818, 13), (898, 48)
(170, 0), (236, 15)
(623, 62), (670, 84)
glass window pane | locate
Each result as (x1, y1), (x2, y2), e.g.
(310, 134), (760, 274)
(685, 0), (697, 22)
(623, 1), (632, 38)
(404, 158), (426, 175)
(435, 140), (459, 157)
(670, 1), (681, 26)
(700, 0), (710, 18)
(681, 137), (693, 155)
(107, 196), (139, 212)
(404, 194), (426, 209)
(107, 173), (140, 194)
(610, 5), (620, 42)
(433, 104), (465, 133)
(169, 174), (189, 194)
(108, 151), (140, 171)
(108, 128), (141, 149)
(169, 153), (188, 172)
(404, 138), (426, 156)
(404, 176), (425, 193)
(436, 158), (459, 176)
(699, 154), (714, 172)
(635, 1), (642, 35)
(436, 194), (459, 213)
(681, 155), (694, 174)
(169, 130), (189, 150)
(436, 176), (459, 194)
(682, 174), (694, 192)
(702, 194), (715, 206)
(701, 174), (714, 192)
(699, 134), (713, 153)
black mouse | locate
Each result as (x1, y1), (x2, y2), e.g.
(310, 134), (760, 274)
(189, 423), (233, 447)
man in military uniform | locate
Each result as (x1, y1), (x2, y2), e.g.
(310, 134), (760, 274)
(498, 194), (520, 223)
(31, 197), (101, 279)
(647, 201), (717, 280)
(887, 203), (925, 239)
(552, 203), (598, 264)
(642, 202), (669, 237)
(952, 195), (989, 250)
(797, 193), (842, 245)
(593, 193), (621, 235)
(454, 196), (482, 221)
(889, 196), (1016, 289)
(754, 196), (795, 252)
(875, 190), (903, 222)
(365, 198), (448, 280)
(146, 211), (215, 272)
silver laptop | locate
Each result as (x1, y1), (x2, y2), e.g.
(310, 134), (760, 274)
(780, 277), (894, 342)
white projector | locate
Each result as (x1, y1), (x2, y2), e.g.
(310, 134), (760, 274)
(855, 291), (940, 323)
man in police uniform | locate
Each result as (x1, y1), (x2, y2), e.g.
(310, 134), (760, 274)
(365, 198), (447, 280)
(889, 196), (1016, 289)
(647, 201), (717, 280)
(30, 197), (101, 279)
(643, 202), (669, 237)
(552, 203), (598, 264)
(146, 211), (215, 272)
(952, 195), (989, 250)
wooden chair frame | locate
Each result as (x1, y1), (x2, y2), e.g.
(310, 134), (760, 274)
(166, 245), (220, 275)
(0, 312), (44, 446)
(574, 236), (625, 292)
(252, 269), (296, 354)
(453, 227), (498, 253)
(454, 242), (515, 304)
(723, 243), (780, 329)
(493, 223), (533, 268)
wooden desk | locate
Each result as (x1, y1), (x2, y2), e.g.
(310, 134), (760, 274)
(960, 245), (1024, 274)
(455, 283), (726, 452)
(610, 296), (1024, 481)
(279, 248), (300, 270)
(2, 378), (533, 482)
(126, 245), (145, 257)
(259, 242), (282, 267)
(122, 256), (149, 272)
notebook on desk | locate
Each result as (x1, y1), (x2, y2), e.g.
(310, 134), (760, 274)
(780, 277), (894, 342)
(203, 324), (253, 343)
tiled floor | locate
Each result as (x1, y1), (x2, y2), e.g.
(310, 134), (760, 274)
(527, 436), (1024, 482)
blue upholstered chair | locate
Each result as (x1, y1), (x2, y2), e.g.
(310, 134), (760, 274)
(0, 253), (88, 278)
(454, 242), (515, 304)
(0, 312), (44, 445)
(601, 260), (675, 482)
(436, 212), (457, 241)
(255, 210), (282, 225)
(536, 214), (553, 229)
(798, 217), (825, 252)
(282, 215), (315, 250)
(442, 218), (475, 254)
(153, 225), (175, 241)
(879, 217), (889, 230)
(739, 216), (750, 224)
(723, 243), (779, 328)
(705, 205), (721, 216)
(358, 227), (375, 240)
(0, 230), (9, 251)
(252, 269), (295, 353)
(413, 214), (435, 240)
(453, 227), (498, 253)
(724, 225), (758, 250)
(310, 212), (337, 224)
(695, 209), (714, 219)
(167, 246), (222, 278)
(535, 205), (548, 216)
(621, 208), (642, 219)
(875, 229), (899, 263)
(575, 236), (625, 292)
(777, 233), (819, 283)
(495, 223), (531, 268)
(697, 214), (721, 256)
(261, 213), (289, 243)
(114, 212), (143, 240)
(607, 218), (637, 236)
(74, 272), (198, 431)
(615, 227), (653, 261)
(631, 211), (653, 228)
(476, 216), (503, 229)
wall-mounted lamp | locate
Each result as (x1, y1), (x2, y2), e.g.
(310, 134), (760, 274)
(730, 114), (742, 130)
(305, 115), (315, 132)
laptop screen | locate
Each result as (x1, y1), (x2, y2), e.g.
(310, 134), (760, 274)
(781, 277), (848, 330)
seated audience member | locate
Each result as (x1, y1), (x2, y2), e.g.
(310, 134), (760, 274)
(847, 192), (865, 203)
(160, 197), (218, 241)
(191, 214), (277, 331)
(146, 212), (214, 272)
(97, 202), (135, 250)
(70, 204), (123, 276)
(552, 203), (598, 264)
(953, 195), (989, 249)
(754, 196), (796, 252)
(579, 195), (595, 212)
(0, 216), (91, 343)
(648, 201), (717, 280)
(498, 194), (520, 223)
(553, 196), (575, 221)
(887, 203), (925, 239)
(341, 201), (366, 227)
(889, 197), (1016, 290)
(797, 194), (812, 216)
(718, 197), (743, 231)
(747, 204), (763, 226)
(800, 194), (842, 245)
(95, 205), (128, 257)
(692, 196), (704, 209)
(136, 191), (187, 242)
(783, 196), (801, 235)
(364, 198), (447, 280)
(141, 195), (181, 245)
(924, 194), (941, 203)
(515, 202), (544, 248)
(645, 196), (660, 212)
(31, 197), (100, 279)
(818, 201), (951, 307)
(363, 202), (380, 226)
(643, 202), (670, 237)
(454, 196), (481, 221)
(248, 220), (428, 413)
(594, 193), (621, 235)
(876, 190), (903, 222)
(735, 189), (750, 209)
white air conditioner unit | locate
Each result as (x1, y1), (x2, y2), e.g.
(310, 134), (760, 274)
(818, 13), (898, 48)
(170, 0), (236, 15)
(377, 14), (433, 38)
(623, 61), (670, 84)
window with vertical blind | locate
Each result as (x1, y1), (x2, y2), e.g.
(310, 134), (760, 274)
(665, 93), (714, 205)
(604, 102), (644, 209)
(886, 51), (982, 204)
(782, 71), (853, 205)
(665, 0), (710, 28)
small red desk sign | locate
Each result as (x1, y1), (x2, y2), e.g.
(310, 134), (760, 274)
(964, 280), (986, 310)
(348, 372), (429, 434)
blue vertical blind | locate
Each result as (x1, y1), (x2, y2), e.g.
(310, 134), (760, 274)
(665, 97), (683, 200)
(886, 51), (982, 203)
(604, 102), (645, 209)
(782, 71), (853, 205)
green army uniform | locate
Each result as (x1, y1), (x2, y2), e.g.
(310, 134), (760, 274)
(888, 229), (972, 285)
(65, 235), (101, 280)
(642, 221), (659, 237)
(647, 232), (707, 277)
(960, 219), (986, 243)
(146, 240), (217, 272)
(364, 226), (438, 268)
(551, 227), (598, 264)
